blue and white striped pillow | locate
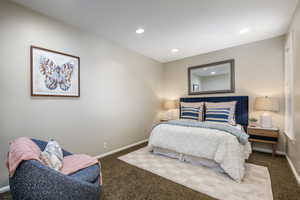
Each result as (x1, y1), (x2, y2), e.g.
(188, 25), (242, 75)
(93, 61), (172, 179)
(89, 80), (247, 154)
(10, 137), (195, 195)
(180, 102), (204, 121)
(205, 101), (237, 125)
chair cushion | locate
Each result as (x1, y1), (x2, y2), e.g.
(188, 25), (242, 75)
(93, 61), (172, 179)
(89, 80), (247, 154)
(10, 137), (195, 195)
(31, 139), (100, 183)
(69, 164), (100, 183)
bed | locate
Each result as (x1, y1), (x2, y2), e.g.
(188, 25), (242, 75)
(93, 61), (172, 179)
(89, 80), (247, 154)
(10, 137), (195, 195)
(148, 96), (251, 182)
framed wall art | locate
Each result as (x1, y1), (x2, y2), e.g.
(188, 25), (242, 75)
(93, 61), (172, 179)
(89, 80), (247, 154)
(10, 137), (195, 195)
(30, 46), (80, 97)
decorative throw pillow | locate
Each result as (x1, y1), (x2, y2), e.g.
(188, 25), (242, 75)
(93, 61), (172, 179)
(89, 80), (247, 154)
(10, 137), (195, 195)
(205, 101), (237, 125)
(40, 140), (63, 171)
(180, 102), (204, 121)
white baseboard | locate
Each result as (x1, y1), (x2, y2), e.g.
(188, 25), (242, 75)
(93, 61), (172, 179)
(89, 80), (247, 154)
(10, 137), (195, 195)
(95, 139), (148, 159)
(286, 155), (300, 185)
(252, 147), (286, 156)
(0, 185), (10, 194)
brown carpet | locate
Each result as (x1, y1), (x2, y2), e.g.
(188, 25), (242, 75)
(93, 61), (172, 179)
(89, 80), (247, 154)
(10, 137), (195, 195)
(1, 143), (300, 200)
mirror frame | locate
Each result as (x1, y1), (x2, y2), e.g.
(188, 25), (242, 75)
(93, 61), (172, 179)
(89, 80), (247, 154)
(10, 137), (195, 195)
(188, 59), (235, 95)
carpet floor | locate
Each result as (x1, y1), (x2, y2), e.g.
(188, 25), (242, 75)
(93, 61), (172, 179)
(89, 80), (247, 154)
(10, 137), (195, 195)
(1, 143), (300, 200)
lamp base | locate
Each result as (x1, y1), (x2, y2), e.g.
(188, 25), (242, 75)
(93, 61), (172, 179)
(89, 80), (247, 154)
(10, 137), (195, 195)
(260, 114), (272, 128)
(164, 110), (173, 120)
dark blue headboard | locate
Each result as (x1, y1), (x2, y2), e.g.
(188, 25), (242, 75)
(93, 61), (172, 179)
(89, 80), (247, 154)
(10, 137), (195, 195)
(180, 96), (249, 127)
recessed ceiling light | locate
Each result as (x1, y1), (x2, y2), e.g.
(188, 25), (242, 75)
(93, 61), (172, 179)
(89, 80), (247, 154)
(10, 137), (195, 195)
(211, 71), (216, 75)
(136, 28), (145, 34)
(171, 49), (179, 53)
(240, 28), (249, 34)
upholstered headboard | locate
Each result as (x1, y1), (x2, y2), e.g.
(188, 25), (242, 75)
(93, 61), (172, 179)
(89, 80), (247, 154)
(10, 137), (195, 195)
(180, 96), (249, 127)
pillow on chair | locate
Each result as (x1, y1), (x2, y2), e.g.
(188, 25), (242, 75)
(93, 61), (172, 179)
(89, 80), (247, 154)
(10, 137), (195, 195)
(40, 140), (63, 171)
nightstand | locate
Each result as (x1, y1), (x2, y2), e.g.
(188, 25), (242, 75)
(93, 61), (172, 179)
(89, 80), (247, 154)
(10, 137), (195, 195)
(247, 126), (279, 156)
(160, 119), (169, 122)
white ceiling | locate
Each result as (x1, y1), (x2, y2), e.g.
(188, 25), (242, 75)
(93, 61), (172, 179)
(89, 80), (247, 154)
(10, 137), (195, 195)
(12, 0), (298, 63)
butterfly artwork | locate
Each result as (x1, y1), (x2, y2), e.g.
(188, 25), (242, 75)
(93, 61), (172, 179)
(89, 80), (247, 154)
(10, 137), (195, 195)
(39, 56), (74, 91)
(31, 46), (80, 97)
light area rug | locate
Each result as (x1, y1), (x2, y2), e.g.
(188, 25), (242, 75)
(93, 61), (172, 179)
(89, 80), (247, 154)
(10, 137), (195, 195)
(118, 147), (273, 200)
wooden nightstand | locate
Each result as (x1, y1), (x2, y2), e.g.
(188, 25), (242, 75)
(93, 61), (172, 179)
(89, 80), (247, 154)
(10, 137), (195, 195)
(247, 126), (279, 156)
(160, 119), (169, 122)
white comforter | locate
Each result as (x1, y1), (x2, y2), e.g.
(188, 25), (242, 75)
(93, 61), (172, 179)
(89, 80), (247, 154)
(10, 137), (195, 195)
(148, 124), (252, 182)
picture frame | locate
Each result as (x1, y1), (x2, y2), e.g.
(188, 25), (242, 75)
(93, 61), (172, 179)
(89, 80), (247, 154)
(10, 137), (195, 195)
(30, 46), (80, 97)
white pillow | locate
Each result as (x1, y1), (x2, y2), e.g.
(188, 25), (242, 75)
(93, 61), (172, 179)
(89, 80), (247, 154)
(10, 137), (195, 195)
(40, 140), (63, 171)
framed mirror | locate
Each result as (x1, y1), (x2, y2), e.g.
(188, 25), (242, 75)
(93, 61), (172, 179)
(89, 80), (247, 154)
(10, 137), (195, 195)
(188, 59), (235, 95)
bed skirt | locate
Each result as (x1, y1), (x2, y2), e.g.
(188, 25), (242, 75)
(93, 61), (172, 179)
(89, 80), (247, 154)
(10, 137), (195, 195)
(152, 146), (225, 174)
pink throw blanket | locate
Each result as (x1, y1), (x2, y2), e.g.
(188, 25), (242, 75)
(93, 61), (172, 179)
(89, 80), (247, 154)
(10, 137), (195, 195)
(6, 137), (99, 177)
(6, 137), (42, 177)
(61, 154), (99, 175)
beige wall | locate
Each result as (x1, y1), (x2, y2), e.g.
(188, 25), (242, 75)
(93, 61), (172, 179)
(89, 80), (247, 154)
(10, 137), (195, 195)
(287, 2), (300, 181)
(163, 36), (286, 153)
(0, 1), (163, 187)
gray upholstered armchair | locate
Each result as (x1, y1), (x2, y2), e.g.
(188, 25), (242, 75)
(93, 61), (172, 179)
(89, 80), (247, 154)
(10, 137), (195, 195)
(9, 139), (102, 200)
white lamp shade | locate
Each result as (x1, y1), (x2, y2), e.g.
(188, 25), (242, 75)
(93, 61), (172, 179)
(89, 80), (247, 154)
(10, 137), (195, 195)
(254, 96), (279, 112)
(163, 100), (177, 110)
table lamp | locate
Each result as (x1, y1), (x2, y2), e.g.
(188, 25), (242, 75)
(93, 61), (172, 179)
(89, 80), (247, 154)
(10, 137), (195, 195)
(254, 96), (279, 128)
(163, 100), (177, 120)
